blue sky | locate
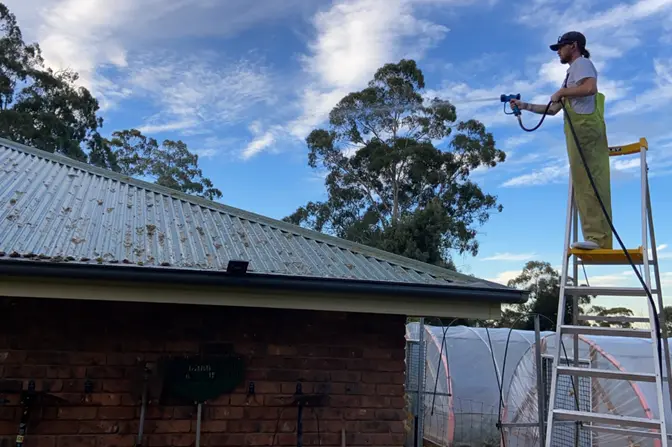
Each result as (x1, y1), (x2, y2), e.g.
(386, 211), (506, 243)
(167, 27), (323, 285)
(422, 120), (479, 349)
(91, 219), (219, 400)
(7, 0), (672, 315)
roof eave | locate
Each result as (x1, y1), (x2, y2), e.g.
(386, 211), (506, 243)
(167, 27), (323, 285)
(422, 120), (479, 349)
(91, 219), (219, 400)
(0, 259), (529, 304)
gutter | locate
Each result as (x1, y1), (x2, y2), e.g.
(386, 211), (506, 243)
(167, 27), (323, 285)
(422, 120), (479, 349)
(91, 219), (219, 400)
(0, 259), (529, 304)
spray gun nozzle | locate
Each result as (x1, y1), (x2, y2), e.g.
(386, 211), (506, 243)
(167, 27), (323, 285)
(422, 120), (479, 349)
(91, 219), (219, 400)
(500, 93), (521, 103)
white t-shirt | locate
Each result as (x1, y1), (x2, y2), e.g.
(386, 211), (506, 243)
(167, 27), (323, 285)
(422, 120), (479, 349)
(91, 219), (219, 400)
(563, 57), (598, 114)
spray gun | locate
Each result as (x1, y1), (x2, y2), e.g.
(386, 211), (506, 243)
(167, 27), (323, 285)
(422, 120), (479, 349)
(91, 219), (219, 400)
(500, 94), (521, 116)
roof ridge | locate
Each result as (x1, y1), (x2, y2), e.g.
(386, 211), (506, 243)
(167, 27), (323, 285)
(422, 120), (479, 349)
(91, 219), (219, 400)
(0, 137), (490, 285)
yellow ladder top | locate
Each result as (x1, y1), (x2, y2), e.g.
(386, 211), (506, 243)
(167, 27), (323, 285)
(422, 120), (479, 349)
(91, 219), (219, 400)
(608, 137), (648, 157)
(569, 247), (645, 265)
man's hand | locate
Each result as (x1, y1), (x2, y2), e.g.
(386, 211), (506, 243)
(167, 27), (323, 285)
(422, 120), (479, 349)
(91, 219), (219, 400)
(509, 99), (526, 111)
(551, 88), (566, 103)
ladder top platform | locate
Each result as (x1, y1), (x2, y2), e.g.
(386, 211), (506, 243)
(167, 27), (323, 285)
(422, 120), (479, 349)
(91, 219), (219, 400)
(608, 138), (648, 157)
(569, 246), (645, 265)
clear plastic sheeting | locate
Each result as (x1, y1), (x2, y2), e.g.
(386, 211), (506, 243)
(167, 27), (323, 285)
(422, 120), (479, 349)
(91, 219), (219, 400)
(406, 322), (672, 447)
(507, 333), (670, 447)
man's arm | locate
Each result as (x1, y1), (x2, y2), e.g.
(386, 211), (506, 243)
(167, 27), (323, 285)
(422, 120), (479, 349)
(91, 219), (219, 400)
(557, 77), (597, 98)
(522, 102), (562, 115)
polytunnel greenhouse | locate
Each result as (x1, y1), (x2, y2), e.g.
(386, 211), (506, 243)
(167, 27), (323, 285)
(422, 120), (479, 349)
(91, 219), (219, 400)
(406, 322), (672, 447)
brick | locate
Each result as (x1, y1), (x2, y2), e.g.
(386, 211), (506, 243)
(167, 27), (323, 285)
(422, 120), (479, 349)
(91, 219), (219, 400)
(363, 348), (392, 359)
(376, 384), (404, 396)
(208, 407), (244, 420)
(344, 409), (376, 421)
(243, 407), (278, 421)
(24, 351), (69, 365)
(376, 359), (405, 372)
(362, 396), (391, 408)
(5, 365), (46, 378)
(329, 346), (363, 358)
(101, 380), (131, 393)
(0, 421), (16, 434)
(47, 367), (87, 379)
(57, 407), (98, 420)
(56, 435), (97, 447)
(267, 344), (297, 356)
(295, 346), (331, 357)
(361, 372), (393, 384)
(330, 382), (375, 395)
(63, 380), (99, 393)
(172, 407), (193, 419)
(105, 354), (141, 366)
(359, 421), (391, 433)
(153, 420), (191, 433)
(34, 421), (80, 435)
(197, 420), (227, 432)
(252, 381), (281, 394)
(0, 351), (27, 364)
(68, 353), (106, 366)
(98, 407), (135, 420)
(27, 436), (56, 447)
(86, 367), (124, 379)
(89, 394), (122, 406)
(98, 435), (135, 447)
(375, 409), (406, 421)
(226, 420), (278, 433)
(146, 435), (171, 447)
(229, 394), (259, 406)
(244, 434), (275, 446)
(169, 434), (193, 446)
(328, 395), (360, 408)
(0, 408), (15, 420)
(206, 434), (246, 446)
(330, 371), (360, 382)
(78, 421), (121, 435)
(390, 397), (406, 409)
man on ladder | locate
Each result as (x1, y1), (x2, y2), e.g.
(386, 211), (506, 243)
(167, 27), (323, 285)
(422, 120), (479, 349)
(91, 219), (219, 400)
(507, 30), (671, 447)
(511, 31), (613, 250)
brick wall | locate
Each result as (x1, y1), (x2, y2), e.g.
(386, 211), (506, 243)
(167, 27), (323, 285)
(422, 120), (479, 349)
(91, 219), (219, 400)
(0, 297), (408, 447)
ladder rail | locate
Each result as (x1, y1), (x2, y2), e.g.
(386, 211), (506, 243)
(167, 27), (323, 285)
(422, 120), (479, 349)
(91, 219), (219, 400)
(543, 177), (576, 447)
(648, 183), (672, 408)
(641, 146), (668, 442)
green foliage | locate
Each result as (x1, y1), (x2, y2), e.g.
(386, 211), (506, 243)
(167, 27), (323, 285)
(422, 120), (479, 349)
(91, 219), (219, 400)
(0, 3), (222, 201)
(661, 306), (672, 336)
(472, 260), (636, 331)
(586, 306), (635, 328)
(284, 59), (505, 268)
(0, 4), (102, 160)
(106, 129), (223, 201)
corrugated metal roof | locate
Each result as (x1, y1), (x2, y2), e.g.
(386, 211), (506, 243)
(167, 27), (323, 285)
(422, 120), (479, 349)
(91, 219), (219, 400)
(0, 138), (510, 289)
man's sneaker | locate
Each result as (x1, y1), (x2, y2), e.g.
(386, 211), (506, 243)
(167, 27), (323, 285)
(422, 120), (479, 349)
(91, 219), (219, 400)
(571, 241), (600, 250)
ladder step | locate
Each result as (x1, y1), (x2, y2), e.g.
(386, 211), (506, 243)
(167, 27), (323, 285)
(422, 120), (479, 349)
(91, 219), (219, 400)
(569, 247), (646, 265)
(577, 315), (650, 324)
(584, 424), (663, 439)
(565, 286), (654, 296)
(553, 409), (662, 429)
(556, 365), (657, 382)
(561, 325), (652, 338)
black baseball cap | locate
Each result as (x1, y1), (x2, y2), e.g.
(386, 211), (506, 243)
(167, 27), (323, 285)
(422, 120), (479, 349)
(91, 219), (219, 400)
(550, 31), (586, 51)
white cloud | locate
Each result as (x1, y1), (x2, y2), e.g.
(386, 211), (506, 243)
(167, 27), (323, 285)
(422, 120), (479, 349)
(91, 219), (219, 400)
(489, 270), (522, 286)
(4, 0), (313, 112)
(608, 58), (672, 117)
(585, 270), (633, 287)
(482, 252), (538, 261)
(501, 160), (568, 187)
(572, 0), (672, 31)
(127, 53), (276, 135)
(288, 0), (452, 140)
(242, 131), (276, 160)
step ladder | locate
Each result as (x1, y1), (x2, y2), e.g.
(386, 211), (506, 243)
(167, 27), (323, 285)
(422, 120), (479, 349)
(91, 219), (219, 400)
(544, 138), (672, 447)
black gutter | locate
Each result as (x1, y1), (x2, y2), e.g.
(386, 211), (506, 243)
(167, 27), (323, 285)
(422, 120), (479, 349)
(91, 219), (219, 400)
(0, 259), (529, 304)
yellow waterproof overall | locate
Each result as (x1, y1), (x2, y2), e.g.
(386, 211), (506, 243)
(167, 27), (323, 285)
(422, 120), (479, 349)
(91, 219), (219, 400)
(563, 92), (613, 249)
